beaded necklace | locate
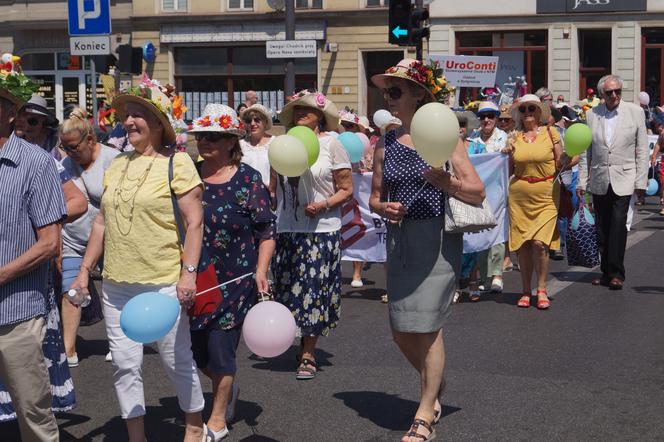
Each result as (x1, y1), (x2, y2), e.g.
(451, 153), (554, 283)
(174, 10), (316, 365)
(113, 152), (157, 236)
(522, 127), (541, 144)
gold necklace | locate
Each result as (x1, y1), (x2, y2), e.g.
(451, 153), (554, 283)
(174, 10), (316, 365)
(113, 153), (157, 236)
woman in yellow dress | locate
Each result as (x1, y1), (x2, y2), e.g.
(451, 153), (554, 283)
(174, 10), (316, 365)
(507, 94), (566, 310)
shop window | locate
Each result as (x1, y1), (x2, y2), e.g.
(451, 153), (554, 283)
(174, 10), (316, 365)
(20, 53), (55, 71)
(162, 0), (187, 12)
(174, 46), (317, 121)
(456, 31), (547, 103)
(642, 28), (664, 108)
(366, 0), (387, 6)
(228, 0), (253, 9)
(578, 29), (611, 99)
(365, 50), (405, 122)
(296, 0), (322, 9)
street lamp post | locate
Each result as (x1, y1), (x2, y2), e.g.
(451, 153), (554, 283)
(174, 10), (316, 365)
(285, 0), (295, 97)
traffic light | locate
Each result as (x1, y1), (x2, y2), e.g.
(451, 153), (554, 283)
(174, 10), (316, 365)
(388, 0), (412, 45)
(388, 1), (430, 47)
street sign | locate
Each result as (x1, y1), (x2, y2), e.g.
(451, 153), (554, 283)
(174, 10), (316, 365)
(70, 36), (112, 55)
(266, 40), (317, 58)
(68, 0), (112, 36)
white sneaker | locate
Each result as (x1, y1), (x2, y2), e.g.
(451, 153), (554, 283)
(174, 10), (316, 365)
(491, 277), (503, 293)
(350, 279), (363, 288)
(105, 351), (112, 362)
(67, 354), (79, 368)
(206, 424), (229, 441)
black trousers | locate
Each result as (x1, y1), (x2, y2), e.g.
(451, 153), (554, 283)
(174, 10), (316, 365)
(592, 185), (631, 281)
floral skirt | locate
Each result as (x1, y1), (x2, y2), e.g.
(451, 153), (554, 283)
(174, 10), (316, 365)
(274, 231), (342, 337)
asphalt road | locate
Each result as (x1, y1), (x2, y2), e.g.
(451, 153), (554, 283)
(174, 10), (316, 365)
(2, 202), (663, 441)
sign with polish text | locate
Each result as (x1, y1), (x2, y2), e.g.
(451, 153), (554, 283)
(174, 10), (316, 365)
(266, 40), (317, 58)
(429, 55), (499, 88)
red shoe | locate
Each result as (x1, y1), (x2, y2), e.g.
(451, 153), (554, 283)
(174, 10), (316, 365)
(536, 290), (550, 309)
(517, 294), (531, 308)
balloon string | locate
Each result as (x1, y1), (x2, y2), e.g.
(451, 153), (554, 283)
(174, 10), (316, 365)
(405, 181), (428, 209)
(194, 272), (254, 297)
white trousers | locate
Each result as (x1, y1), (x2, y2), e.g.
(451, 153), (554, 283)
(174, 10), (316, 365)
(102, 281), (205, 419)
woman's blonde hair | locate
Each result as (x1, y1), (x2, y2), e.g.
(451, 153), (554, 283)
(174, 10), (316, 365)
(59, 107), (96, 141)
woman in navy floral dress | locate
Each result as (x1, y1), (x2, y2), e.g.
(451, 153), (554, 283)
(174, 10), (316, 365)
(188, 104), (275, 442)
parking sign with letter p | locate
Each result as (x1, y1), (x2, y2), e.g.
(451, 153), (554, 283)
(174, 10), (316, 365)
(68, 0), (112, 36)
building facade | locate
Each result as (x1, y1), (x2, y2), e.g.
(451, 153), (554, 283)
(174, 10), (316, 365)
(429, 0), (664, 105)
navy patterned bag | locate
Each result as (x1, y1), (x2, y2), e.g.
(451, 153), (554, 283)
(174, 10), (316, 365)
(566, 201), (600, 268)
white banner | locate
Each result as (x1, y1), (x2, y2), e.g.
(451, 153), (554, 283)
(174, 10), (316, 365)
(429, 55), (499, 88)
(463, 153), (510, 253)
(341, 173), (387, 263)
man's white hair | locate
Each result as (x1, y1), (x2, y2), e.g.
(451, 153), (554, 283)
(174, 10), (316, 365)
(597, 75), (624, 96)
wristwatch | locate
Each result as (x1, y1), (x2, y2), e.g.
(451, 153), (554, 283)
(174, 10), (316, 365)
(184, 264), (197, 273)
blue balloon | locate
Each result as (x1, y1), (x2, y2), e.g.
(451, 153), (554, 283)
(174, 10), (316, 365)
(120, 292), (180, 343)
(646, 178), (659, 196)
(337, 132), (364, 163)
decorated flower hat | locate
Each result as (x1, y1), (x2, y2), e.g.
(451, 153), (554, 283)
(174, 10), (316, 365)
(189, 103), (245, 137)
(339, 107), (360, 126)
(358, 116), (374, 133)
(0, 53), (39, 107)
(279, 90), (339, 132)
(371, 58), (455, 104)
(241, 103), (273, 130)
(111, 74), (187, 146)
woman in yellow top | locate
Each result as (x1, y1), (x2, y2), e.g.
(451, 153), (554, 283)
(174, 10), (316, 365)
(507, 94), (566, 310)
(71, 84), (207, 442)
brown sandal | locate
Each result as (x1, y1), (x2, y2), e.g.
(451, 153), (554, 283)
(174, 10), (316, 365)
(296, 358), (317, 380)
(404, 418), (436, 441)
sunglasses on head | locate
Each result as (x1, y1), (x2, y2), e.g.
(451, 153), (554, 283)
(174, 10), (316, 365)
(383, 86), (403, 100)
(61, 134), (87, 153)
(194, 132), (232, 143)
(518, 104), (538, 114)
(479, 113), (497, 120)
(27, 117), (42, 126)
(605, 88), (622, 97)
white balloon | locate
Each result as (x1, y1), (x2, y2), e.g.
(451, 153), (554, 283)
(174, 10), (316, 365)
(638, 91), (650, 106)
(326, 131), (339, 138)
(411, 102), (459, 168)
(373, 109), (393, 128)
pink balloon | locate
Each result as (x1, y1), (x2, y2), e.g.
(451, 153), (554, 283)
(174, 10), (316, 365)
(242, 301), (296, 358)
(356, 132), (371, 155)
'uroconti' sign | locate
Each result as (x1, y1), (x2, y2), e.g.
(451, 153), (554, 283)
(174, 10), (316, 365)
(429, 55), (499, 88)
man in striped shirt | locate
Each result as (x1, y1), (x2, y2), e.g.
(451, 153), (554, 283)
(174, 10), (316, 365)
(0, 87), (66, 441)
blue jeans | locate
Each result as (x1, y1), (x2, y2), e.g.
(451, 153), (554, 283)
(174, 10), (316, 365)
(558, 170), (579, 248)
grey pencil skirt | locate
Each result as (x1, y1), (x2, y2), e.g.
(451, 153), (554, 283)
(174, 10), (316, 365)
(386, 216), (462, 333)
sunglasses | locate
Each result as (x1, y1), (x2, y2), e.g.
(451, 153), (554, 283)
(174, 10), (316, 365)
(244, 116), (263, 124)
(498, 118), (512, 123)
(518, 105), (538, 114)
(479, 113), (497, 120)
(61, 134), (87, 153)
(383, 86), (403, 100)
(194, 132), (233, 143)
(605, 88), (622, 97)
(27, 117), (42, 126)
(341, 121), (358, 129)
(458, 122), (467, 128)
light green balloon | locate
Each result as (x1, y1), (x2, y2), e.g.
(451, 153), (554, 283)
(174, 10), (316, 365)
(287, 126), (320, 166)
(411, 102), (459, 167)
(268, 135), (309, 177)
(564, 123), (592, 156)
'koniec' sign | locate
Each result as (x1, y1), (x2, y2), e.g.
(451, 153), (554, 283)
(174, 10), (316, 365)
(429, 55), (499, 88)
(537, 0), (647, 14)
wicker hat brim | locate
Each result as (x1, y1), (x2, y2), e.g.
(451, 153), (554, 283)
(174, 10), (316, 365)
(278, 94), (339, 132)
(0, 89), (25, 107)
(112, 94), (176, 146)
(241, 104), (273, 131)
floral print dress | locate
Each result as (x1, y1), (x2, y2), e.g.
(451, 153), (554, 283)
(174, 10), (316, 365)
(189, 163), (276, 331)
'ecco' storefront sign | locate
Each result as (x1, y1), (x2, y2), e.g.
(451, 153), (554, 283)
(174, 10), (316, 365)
(537, 0), (647, 14)
(430, 55), (498, 88)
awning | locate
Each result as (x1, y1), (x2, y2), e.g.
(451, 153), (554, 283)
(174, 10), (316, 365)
(160, 20), (326, 44)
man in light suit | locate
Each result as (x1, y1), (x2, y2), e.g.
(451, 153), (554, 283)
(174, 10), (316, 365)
(578, 75), (649, 290)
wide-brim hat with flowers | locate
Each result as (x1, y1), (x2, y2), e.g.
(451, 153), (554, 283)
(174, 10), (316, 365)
(339, 107), (360, 126)
(371, 58), (454, 104)
(189, 103), (245, 137)
(358, 116), (374, 133)
(240, 103), (273, 131)
(0, 54), (39, 107)
(112, 77), (179, 146)
(510, 94), (551, 125)
(279, 90), (339, 132)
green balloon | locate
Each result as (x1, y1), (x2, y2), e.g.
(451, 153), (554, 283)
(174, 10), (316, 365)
(564, 123), (592, 156)
(287, 126), (320, 166)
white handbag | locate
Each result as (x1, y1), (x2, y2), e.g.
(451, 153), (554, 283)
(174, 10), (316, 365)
(444, 194), (497, 234)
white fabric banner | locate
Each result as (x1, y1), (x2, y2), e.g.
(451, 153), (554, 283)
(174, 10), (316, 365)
(340, 173), (387, 263)
(463, 152), (510, 253)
